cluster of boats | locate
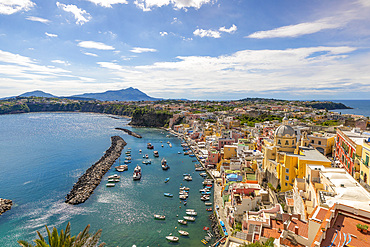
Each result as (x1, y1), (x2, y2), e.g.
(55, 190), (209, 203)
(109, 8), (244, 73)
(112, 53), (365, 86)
(106, 174), (120, 187)
(179, 186), (190, 201)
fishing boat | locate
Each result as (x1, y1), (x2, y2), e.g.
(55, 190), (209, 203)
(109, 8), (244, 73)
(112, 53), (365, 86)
(180, 186), (190, 191)
(183, 216), (195, 221)
(108, 174), (120, 179)
(183, 175), (192, 181)
(178, 220), (187, 225)
(195, 167), (205, 171)
(186, 211), (197, 216)
(154, 214), (166, 220)
(153, 151), (159, 157)
(147, 143), (154, 149)
(206, 208), (213, 211)
(134, 165), (141, 172)
(115, 165), (128, 172)
(179, 194), (188, 200)
(133, 165), (141, 180)
(165, 236), (179, 242)
(106, 183), (115, 187)
(186, 209), (195, 212)
(178, 230), (189, 236)
(199, 172), (207, 177)
(164, 193), (173, 197)
(161, 158), (169, 170)
(183, 173), (191, 176)
(201, 195), (210, 201)
(164, 177), (170, 183)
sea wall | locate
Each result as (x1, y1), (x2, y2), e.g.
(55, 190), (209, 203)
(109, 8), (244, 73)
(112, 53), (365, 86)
(65, 136), (126, 205)
(115, 127), (142, 138)
(0, 199), (12, 215)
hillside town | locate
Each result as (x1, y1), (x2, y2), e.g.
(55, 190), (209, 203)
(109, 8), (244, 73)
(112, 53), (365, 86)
(163, 100), (370, 247)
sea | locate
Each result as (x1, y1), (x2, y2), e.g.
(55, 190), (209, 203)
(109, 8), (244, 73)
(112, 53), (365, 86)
(0, 113), (214, 247)
(331, 100), (370, 117)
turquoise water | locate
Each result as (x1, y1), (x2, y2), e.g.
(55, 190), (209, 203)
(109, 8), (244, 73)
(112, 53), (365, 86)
(332, 100), (370, 117)
(0, 113), (213, 247)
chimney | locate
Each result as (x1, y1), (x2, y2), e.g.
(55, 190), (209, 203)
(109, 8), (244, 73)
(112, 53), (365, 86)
(284, 222), (288, 230)
(294, 225), (299, 235)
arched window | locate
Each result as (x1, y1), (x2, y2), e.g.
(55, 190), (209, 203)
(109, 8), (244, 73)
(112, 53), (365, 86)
(278, 139), (281, 145)
(285, 140), (289, 145)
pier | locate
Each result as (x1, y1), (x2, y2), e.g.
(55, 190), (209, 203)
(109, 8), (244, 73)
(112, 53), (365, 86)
(115, 127), (142, 138)
(0, 198), (12, 216)
(65, 136), (126, 205)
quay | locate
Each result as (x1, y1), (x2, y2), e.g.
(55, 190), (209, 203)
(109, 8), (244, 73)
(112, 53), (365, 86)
(65, 136), (126, 205)
(115, 127), (142, 138)
(0, 198), (12, 216)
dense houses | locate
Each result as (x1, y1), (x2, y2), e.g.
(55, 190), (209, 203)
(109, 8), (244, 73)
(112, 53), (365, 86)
(167, 101), (370, 247)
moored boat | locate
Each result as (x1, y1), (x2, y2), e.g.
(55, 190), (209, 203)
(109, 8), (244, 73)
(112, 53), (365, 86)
(154, 214), (166, 220)
(178, 220), (187, 225)
(161, 158), (169, 170)
(106, 183), (115, 187)
(166, 236), (179, 242)
(178, 230), (189, 236)
(108, 174), (120, 179)
(164, 193), (173, 197)
(206, 208), (213, 211)
(183, 216), (195, 221)
(183, 175), (192, 181)
(205, 202), (212, 206)
(186, 211), (197, 216)
(153, 151), (159, 157)
(164, 177), (170, 183)
(115, 165), (128, 172)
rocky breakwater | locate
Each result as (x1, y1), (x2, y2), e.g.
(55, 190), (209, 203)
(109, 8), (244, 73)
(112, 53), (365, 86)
(115, 127), (142, 138)
(0, 198), (13, 215)
(65, 136), (126, 205)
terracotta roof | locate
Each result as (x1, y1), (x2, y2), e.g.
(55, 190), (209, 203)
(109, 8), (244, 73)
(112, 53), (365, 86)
(320, 213), (370, 247)
(287, 218), (309, 238)
(261, 220), (284, 239)
(281, 238), (305, 247)
(286, 198), (294, 207)
(315, 208), (328, 222)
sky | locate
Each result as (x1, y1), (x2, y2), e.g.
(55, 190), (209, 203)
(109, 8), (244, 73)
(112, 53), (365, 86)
(0, 0), (370, 100)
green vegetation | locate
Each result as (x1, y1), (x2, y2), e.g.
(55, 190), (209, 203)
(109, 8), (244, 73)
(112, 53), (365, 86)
(237, 115), (282, 127)
(18, 222), (105, 247)
(130, 108), (173, 127)
(319, 120), (340, 126)
(240, 237), (274, 247)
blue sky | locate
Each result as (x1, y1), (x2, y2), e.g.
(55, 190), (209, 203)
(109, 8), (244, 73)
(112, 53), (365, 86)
(0, 0), (370, 100)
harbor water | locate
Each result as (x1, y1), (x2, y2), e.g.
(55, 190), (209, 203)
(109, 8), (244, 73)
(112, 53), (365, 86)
(0, 113), (214, 246)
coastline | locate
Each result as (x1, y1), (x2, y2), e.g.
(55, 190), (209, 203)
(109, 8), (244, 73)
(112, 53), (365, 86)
(65, 136), (126, 205)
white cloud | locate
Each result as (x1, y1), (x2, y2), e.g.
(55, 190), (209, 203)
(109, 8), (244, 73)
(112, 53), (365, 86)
(160, 31), (168, 36)
(84, 0), (128, 7)
(26, 16), (50, 23)
(247, 18), (341, 39)
(51, 60), (70, 66)
(130, 47), (157, 53)
(134, 0), (213, 11)
(0, 0), (35, 15)
(83, 52), (98, 57)
(193, 28), (220, 38)
(56, 2), (91, 25)
(171, 17), (181, 24)
(219, 24), (237, 33)
(78, 41), (115, 50)
(45, 32), (58, 38)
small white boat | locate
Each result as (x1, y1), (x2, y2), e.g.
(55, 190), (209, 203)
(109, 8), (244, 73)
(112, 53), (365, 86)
(115, 165), (128, 172)
(134, 165), (141, 172)
(154, 214), (166, 220)
(179, 195), (188, 200)
(106, 183), (115, 187)
(178, 230), (189, 236)
(139, 149), (142, 153)
(183, 216), (195, 221)
(178, 220), (187, 225)
(183, 176), (192, 181)
(108, 174), (120, 179)
(166, 236), (179, 242)
(186, 211), (197, 216)
(205, 202), (212, 206)
(186, 209), (195, 212)
(107, 178), (120, 183)
(180, 186), (190, 191)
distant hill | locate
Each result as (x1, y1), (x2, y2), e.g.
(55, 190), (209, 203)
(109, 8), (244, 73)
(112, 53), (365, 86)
(19, 90), (56, 98)
(72, 87), (161, 101)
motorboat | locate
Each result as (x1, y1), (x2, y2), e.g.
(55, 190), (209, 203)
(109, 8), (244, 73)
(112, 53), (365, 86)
(186, 211), (197, 216)
(115, 165), (128, 172)
(178, 151), (181, 154)
(201, 195), (210, 201)
(205, 202), (212, 206)
(178, 220), (187, 225)
(153, 151), (159, 157)
(147, 143), (154, 149)
(161, 158), (169, 170)
(201, 191), (211, 195)
(154, 214), (166, 220)
(180, 186), (190, 191)
(186, 209), (195, 212)
(106, 183), (115, 187)
(133, 171), (141, 180)
(206, 208), (213, 211)
(164, 193), (173, 197)
(195, 167), (205, 171)
(179, 195), (187, 200)
(164, 177), (170, 183)
(145, 154), (149, 159)
(134, 165), (141, 172)
(183, 176), (192, 181)
(142, 160), (151, 165)
(166, 236), (179, 242)
(107, 178), (120, 183)
(199, 188), (210, 193)
(139, 149), (142, 153)
(183, 173), (191, 176)
(199, 172), (207, 177)
(108, 174), (120, 179)
(178, 230), (189, 236)
(183, 216), (195, 221)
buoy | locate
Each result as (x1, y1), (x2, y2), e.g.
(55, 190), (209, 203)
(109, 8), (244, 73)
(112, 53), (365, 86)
(179, 206), (181, 208)
(176, 215), (178, 217)
(175, 227), (177, 229)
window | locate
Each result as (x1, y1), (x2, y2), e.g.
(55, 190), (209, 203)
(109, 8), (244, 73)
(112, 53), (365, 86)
(311, 140), (315, 144)
(292, 140), (295, 145)
(285, 183), (288, 186)
(285, 175), (289, 181)
(278, 140), (281, 145)
(286, 168), (289, 173)
(285, 140), (289, 145)
(292, 179), (294, 183)
(318, 141), (321, 145)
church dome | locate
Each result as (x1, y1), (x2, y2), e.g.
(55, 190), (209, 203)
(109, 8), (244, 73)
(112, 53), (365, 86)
(275, 125), (295, 137)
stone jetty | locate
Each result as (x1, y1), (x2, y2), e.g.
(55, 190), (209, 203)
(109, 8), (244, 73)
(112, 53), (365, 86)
(0, 198), (12, 215)
(65, 136), (126, 205)
(115, 127), (142, 138)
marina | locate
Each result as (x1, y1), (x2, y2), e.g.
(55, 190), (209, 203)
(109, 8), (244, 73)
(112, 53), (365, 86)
(0, 113), (215, 246)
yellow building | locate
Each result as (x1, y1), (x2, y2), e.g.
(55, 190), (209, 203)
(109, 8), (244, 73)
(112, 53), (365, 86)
(307, 132), (335, 156)
(263, 125), (332, 192)
(359, 139), (370, 185)
(224, 145), (237, 159)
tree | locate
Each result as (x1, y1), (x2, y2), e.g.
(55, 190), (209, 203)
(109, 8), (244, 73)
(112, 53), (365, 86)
(18, 222), (105, 247)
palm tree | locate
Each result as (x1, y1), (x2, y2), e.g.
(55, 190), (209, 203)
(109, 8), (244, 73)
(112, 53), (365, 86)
(18, 222), (105, 247)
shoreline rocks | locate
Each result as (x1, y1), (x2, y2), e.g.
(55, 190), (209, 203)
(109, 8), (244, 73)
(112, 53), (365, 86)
(65, 136), (126, 205)
(115, 127), (142, 138)
(209, 213), (222, 239)
(0, 199), (13, 216)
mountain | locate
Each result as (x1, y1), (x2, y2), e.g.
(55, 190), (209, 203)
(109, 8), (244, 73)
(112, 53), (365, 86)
(18, 90), (56, 98)
(72, 87), (161, 101)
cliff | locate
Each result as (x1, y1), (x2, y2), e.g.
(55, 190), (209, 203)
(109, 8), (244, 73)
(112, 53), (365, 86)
(305, 102), (352, 110)
(129, 108), (173, 127)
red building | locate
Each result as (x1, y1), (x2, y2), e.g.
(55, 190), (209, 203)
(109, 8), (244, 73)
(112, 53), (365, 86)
(335, 129), (356, 176)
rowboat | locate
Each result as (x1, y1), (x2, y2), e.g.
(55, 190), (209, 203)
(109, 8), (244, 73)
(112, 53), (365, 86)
(206, 208), (213, 211)
(205, 202), (212, 206)
(164, 193), (173, 197)
(166, 236), (179, 242)
(178, 220), (187, 225)
(154, 214), (165, 220)
(178, 230), (189, 236)
(106, 183), (115, 187)
(180, 186), (190, 191)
